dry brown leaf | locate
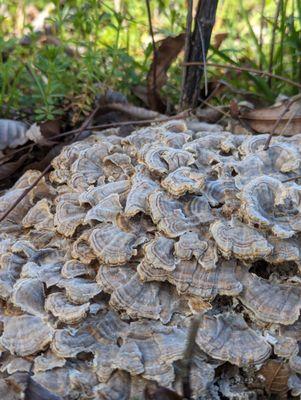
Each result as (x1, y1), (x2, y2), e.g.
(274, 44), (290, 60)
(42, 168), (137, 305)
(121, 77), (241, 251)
(213, 32), (228, 49)
(25, 143), (64, 171)
(104, 102), (163, 120)
(240, 96), (301, 135)
(0, 119), (58, 152)
(258, 359), (290, 399)
(0, 154), (28, 181)
(39, 119), (61, 139)
(147, 33), (185, 112)
(26, 123), (53, 146)
(195, 106), (224, 123)
(230, 99), (240, 118)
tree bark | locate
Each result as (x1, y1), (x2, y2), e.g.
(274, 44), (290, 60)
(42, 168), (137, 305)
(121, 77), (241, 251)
(181, 0), (219, 109)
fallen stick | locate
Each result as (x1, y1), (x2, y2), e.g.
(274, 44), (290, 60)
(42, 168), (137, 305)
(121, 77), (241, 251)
(183, 61), (301, 90)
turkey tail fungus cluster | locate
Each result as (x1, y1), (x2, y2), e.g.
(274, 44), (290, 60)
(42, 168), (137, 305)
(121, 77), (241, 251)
(0, 120), (301, 398)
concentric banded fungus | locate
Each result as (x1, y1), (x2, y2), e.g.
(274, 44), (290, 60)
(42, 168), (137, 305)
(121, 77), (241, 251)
(237, 270), (301, 325)
(22, 198), (54, 230)
(196, 313), (271, 366)
(79, 179), (130, 206)
(143, 236), (176, 271)
(230, 143), (301, 188)
(45, 292), (90, 324)
(84, 193), (123, 223)
(138, 256), (241, 299)
(54, 197), (86, 237)
(11, 278), (45, 316)
(51, 329), (96, 358)
(266, 237), (300, 264)
(120, 321), (186, 386)
(110, 273), (188, 323)
(93, 342), (144, 382)
(0, 252), (24, 299)
(240, 176), (301, 238)
(61, 259), (95, 279)
(1, 316), (54, 356)
(174, 232), (207, 262)
(89, 224), (141, 265)
(57, 278), (101, 304)
(34, 351), (66, 373)
(140, 144), (194, 175)
(161, 167), (205, 196)
(210, 219), (272, 259)
(1, 120), (301, 398)
(124, 166), (159, 217)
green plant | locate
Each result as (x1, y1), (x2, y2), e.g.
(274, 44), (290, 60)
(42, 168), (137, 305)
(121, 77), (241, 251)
(209, 0), (301, 103)
(0, 0), (300, 124)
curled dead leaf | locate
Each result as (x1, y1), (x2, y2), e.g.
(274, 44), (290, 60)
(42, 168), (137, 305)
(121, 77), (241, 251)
(258, 359), (290, 399)
(195, 106), (224, 123)
(240, 95), (301, 135)
(230, 99), (240, 118)
(102, 103), (163, 121)
(0, 154), (28, 181)
(26, 123), (54, 146)
(0, 119), (57, 152)
(147, 33), (185, 112)
(213, 32), (228, 50)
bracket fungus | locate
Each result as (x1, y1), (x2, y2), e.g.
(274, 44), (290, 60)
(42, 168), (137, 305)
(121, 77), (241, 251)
(196, 312), (271, 366)
(1, 121), (301, 398)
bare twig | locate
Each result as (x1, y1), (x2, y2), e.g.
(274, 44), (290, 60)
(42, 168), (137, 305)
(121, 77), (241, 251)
(181, 0), (218, 109)
(183, 61), (301, 90)
(197, 20), (208, 96)
(278, 108), (298, 136)
(259, 0), (266, 70)
(268, 0), (282, 87)
(263, 94), (301, 150)
(263, 103), (290, 150)
(72, 105), (101, 142)
(0, 163), (52, 224)
(102, 102), (163, 120)
(0, 110), (188, 164)
(199, 98), (231, 118)
(0, 105), (101, 224)
(180, 0), (193, 110)
(55, 110), (191, 139)
(282, 175), (301, 183)
(145, 0), (157, 98)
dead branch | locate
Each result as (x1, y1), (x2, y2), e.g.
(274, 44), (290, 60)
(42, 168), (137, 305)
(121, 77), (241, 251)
(183, 61), (301, 90)
(264, 94), (301, 150)
(0, 105), (192, 163)
(181, 0), (219, 109)
(180, 0), (193, 110)
(268, 0), (282, 87)
(145, 0), (158, 107)
(40, 109), (192, 140)
(282, 175), (301, 183)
